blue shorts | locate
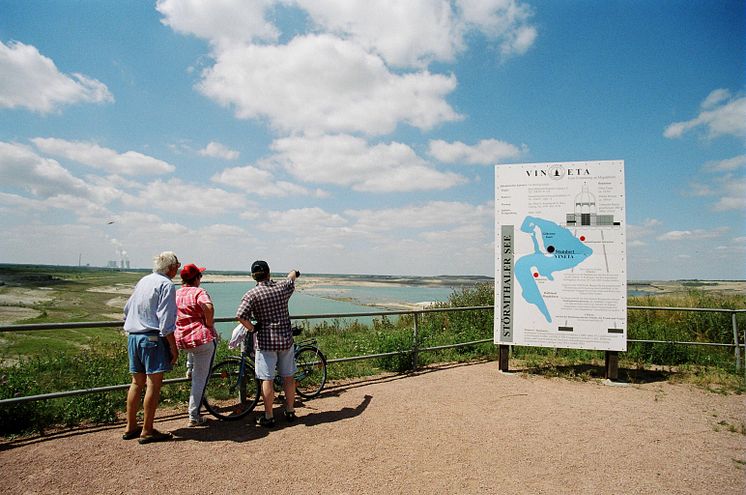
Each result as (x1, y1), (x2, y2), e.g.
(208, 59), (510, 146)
(128, 333), (173, 375)
(255, 347), (296, 380)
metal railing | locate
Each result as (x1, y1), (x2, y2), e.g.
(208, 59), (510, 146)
(0, 305), (744, 406)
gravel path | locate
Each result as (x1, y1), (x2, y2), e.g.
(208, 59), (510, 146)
(1, 361), (744, 494)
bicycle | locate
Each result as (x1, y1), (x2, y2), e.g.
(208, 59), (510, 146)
(202, 326), (328, 421)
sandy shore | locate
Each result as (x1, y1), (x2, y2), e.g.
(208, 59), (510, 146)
(1, 275), (744, 326)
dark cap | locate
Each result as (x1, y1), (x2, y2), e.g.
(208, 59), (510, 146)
(251, 260), (270, 274)
(180, 263), (206, 280)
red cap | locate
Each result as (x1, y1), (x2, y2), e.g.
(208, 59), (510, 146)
(180, 263), (206, 280)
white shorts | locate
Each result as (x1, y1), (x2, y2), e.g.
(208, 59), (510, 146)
(255, 347), (296, 380)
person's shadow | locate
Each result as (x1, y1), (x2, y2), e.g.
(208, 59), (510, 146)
(172, 394), (373, 443)
(297, 394), (372, 427)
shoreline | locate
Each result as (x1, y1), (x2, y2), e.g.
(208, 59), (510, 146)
(1, 269), (745, 326)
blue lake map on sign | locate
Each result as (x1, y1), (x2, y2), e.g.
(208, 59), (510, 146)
(514, 216), (593, 322)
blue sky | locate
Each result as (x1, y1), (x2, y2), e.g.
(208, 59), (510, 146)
(0, 0), (744, 279)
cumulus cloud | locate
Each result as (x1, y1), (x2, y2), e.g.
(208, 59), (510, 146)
(199, 141), (240, 160)
(259, 207), (349, 232)
(346, 201), (492, 232)
(458, 0), (537, 57)
(702, 155), (746, 173)
(122, 178), (249, 214)
(159, 1), (536, 137)
(626, 218), (664, 247)
(159, 0), (537, 68)
(657, 227), (729, 241)
(197, 34), (461, 135)
(689, 155), (746, 211)
(428, 138), (526, 164)
(211, 164), (323, 197)
(156, 0), (279, 47)
(255, 207), (355, 250)
(31, 138), (175, 175)
(201, 223), (249, 237)
(0, 40), (113, 113)
(271, 134), (467, 192)
(295, 0), (462, 68)
(0, 141), (93, 198)
(711, 176), (746, 211)
(664, 89), (746, 139)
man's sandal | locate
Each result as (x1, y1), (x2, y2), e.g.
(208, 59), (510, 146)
(283, 410), (297, 423)
(137, 430), (173, 444)
(255, 415), (276, 428)
(122, 426), (142, 440)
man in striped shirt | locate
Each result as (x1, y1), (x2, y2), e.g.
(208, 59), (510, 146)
(237, 260), (300, 427)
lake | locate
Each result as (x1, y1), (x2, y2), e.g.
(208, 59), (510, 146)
(202, 281), (457, 338)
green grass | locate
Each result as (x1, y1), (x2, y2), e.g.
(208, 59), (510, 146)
(0, 266), (142, 361)
(1, 267), (744, 435)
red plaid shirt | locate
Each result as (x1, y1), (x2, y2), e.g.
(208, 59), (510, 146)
(175, 286), (217, 349)
(236, 278), (295, 351)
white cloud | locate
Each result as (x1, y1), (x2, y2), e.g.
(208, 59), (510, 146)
(0, 192), (48, 212)
(31, 138), (175, 175)
(687, 165), (746, 211)
(703, 155), (746, 173)
(428, 138), (526, 164)
(122, 178), (249, 214)
(211, 164), (322, 197)
(44, 194), (112, 221)
(627, 219), (667, 248)
(664, 89), (746, 139)
(197, 34), (461, 135)
(711, 176), (746, 211)
(0, 40), (112, 113)
(700, 88), (731, 110)
(271, 134), (467, 192)
(159, 0), (537, 68)
(256, 207), (355, 250)
(201, 223), (249, 237)
(657, 227), (729, 241)
(198, 141), (240, 160)
(156, 0), (279, 47)
(295, 0), (462, 68)
(259, 207), (348, 232)
(346, 200), (492, 232)
(0, 141), (92, 198)
(458, 0), (537, 57)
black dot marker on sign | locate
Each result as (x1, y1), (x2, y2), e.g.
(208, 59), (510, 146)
(547, 245), (555, 253)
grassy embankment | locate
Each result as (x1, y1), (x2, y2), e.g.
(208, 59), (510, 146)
(0, 266), (744, 435)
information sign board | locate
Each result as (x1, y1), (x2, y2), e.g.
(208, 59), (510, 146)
(494, 160), (627, 351)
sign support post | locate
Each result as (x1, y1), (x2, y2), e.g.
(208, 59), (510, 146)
(499, 345), (510, 372)
(604, 351), (619, 380)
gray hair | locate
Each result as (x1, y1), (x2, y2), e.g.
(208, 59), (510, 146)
(153, 251), (179, 274)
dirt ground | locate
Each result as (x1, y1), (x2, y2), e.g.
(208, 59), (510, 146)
(1, 361), (744, 495)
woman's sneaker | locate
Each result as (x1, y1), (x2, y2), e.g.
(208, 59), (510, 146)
(187, 417), (207, 427)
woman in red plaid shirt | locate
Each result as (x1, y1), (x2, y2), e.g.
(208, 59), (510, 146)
(175, 263), (218, 427)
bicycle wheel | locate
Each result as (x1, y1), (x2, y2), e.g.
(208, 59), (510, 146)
(294, 346), (327, 399)
(202, 357), (260, 420)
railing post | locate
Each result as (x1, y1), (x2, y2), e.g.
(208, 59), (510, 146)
(412, 312), (419, 370)
(732, 311), (741, 371)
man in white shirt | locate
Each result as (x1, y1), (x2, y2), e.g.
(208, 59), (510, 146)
(122, 251), (180, 444)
